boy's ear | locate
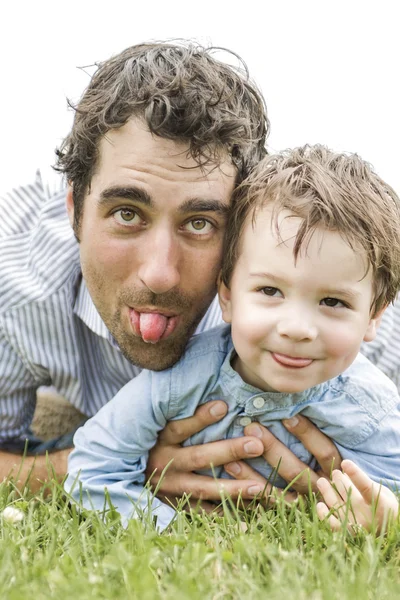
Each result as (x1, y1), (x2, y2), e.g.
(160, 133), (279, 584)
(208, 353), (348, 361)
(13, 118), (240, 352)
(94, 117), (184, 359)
(218, 275), (232, 324)
(363, 306), (387, 342)
(66, 185), (75, 228)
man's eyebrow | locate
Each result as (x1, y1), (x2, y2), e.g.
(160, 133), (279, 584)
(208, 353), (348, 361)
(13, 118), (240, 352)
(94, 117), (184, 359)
(96, 188), (228, 215)
(178, 198), (229, 215)
(97, 186), (153, 208)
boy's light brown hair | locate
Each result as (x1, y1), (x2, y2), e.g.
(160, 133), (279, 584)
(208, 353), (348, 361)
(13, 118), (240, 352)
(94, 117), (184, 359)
(221, 144), (400, 315)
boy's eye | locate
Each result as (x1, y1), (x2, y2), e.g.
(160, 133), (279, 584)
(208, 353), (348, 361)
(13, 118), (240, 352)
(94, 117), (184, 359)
(260, 287), (283, 297)
(321, 297), (346, 308)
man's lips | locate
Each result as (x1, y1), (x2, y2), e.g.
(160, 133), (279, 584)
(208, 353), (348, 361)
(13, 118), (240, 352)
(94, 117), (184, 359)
(129, 307), (180, 343)
(271, 352), (314, 368)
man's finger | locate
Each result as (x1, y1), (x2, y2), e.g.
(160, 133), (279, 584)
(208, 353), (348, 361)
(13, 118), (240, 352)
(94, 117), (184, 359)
(154, 435), (264, 473)
(224, 460), (298, 503)
(225, 460), (267, 482)
(244, 422), (320, 493)
(161, 494), (218, 514)
(282, 415), (342, 475)
(152, 471), (270, 501)
(158, 401), (228, 445)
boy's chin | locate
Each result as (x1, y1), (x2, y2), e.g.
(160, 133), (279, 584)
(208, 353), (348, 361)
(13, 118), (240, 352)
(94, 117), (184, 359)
(260, 377), (318, 395)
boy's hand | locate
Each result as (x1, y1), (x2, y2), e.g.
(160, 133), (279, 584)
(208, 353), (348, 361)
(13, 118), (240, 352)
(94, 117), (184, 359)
(316, 459), (399, 533)
(146, 404), (338, 506)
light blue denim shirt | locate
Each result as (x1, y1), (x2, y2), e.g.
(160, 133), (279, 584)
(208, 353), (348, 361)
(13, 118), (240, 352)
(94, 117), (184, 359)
(66, 324), (400, 531)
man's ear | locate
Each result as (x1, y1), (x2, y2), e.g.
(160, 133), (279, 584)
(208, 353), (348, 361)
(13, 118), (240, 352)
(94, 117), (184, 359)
(363, 306), (387, 342)
(218, 275), (232, 324)
(66, 185), (75, 228)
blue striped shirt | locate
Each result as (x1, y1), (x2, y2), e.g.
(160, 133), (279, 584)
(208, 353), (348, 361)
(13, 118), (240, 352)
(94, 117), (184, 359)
(1, 170), (400, 443)
(0, 170), (223, 442)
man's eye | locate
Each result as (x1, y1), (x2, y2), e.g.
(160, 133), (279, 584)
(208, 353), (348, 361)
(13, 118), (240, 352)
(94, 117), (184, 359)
(184, 219), (214, 234)
(113, 208), (141, 225)
(321, 297), (346, 308)
(260, 287), (283, 297)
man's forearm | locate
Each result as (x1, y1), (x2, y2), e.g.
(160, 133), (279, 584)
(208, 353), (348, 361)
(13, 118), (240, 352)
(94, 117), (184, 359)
(0, 448), (72, 493)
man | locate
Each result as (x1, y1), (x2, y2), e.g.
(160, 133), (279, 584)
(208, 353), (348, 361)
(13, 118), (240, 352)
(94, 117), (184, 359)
(0, 41), (347, 503)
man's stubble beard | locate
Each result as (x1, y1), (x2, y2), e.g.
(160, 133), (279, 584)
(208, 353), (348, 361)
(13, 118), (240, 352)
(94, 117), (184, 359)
(103, 288), (216, 371)
(110, 310), (200, 370)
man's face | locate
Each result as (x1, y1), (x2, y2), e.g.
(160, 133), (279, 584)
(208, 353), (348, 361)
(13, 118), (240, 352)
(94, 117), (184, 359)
(219, 206), (382, 393)
(67, 118), (236, 370)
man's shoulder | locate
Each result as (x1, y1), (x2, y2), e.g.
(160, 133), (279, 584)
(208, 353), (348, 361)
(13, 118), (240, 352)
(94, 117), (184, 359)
(0, 173), (80, 314)
(0, 169), (66, 236)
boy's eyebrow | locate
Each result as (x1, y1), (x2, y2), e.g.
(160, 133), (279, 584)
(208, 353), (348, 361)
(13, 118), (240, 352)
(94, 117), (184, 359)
(318, 288), (362, 301)
(249, 272), (285, 282)
(249, 272), (362, 301)
(97, 187), (229, 214)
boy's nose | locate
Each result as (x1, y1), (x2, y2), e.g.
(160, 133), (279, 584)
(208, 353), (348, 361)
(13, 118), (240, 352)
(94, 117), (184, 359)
(276, 317), (318, 342)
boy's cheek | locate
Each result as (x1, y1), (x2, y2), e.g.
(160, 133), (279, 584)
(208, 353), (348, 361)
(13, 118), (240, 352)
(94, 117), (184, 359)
(325, 328), (363, 358)
(231, 318), (269, 347)
(232, 311), (266, 330)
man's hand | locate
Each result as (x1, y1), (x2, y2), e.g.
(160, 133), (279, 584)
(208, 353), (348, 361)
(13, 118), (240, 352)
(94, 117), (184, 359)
(146, 401), (299, 509)
(316, 460), (399, 533)
(147, 405), (336, 508)
(0, 448), (71, 494)
(224, 415), (342, 495)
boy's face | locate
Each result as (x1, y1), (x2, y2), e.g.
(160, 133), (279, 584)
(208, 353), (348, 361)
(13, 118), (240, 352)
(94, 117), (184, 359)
(219, 206), (382, 393)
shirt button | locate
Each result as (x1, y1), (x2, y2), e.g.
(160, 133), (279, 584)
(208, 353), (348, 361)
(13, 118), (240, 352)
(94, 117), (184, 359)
(238, 416), (252, 427)
(252, 396), (265, 409)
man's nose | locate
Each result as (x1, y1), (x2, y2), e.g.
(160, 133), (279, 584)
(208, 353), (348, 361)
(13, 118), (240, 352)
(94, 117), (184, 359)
(276, 313), (318, 342)
(137, 229), (181, 294)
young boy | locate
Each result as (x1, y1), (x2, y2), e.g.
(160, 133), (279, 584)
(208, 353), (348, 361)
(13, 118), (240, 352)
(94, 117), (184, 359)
(66, 145), (400, 531)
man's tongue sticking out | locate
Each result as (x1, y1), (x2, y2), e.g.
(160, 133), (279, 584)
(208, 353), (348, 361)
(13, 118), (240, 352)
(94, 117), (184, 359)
(139, 312), (168, 343)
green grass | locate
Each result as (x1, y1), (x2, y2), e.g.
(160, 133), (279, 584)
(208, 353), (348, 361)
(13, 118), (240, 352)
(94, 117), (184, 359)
(1, 478), (400, 600)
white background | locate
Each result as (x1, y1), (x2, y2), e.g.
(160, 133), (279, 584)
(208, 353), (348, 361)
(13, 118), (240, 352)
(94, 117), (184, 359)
(0, 0), (398, 194)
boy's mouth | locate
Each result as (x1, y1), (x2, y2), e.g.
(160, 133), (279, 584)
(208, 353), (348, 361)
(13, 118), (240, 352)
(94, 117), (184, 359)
(271, 352), (314, 368)
(129, 308), (179, 343)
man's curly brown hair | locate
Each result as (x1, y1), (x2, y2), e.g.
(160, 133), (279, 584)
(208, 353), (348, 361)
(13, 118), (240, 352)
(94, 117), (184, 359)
(55, 41), (269, 231)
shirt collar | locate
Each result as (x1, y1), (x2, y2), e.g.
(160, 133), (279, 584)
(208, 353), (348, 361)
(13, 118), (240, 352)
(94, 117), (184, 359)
(73, 278), (119, 347)
(220, 341), (325, 411)
(73, 281), (221, 351)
